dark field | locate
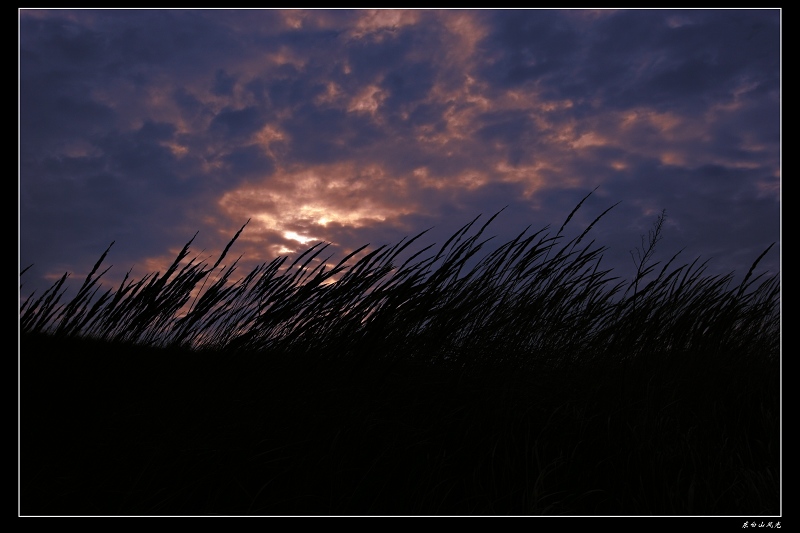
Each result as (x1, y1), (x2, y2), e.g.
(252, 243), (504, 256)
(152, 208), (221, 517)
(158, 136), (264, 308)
(20, 198), (780, 515)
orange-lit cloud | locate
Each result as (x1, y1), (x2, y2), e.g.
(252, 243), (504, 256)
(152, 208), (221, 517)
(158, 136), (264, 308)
(20, 9), (781, 301)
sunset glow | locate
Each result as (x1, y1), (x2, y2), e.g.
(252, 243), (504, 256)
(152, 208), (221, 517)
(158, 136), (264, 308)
(19, 9), (780, 299)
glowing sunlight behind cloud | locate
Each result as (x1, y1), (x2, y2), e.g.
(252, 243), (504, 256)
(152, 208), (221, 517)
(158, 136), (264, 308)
(20, 9), (780, 298)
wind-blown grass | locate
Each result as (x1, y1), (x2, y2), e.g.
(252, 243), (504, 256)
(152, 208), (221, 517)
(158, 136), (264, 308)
(19, 192), (780, 515)
(20, 192), (778, 369)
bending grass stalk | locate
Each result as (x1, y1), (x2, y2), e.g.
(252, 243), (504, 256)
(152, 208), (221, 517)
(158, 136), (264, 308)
(20, 193), (779, 372)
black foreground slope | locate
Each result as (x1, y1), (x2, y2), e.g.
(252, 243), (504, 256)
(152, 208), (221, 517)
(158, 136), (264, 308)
(20, 198), (780, 514)
(21, 332), (779, 515)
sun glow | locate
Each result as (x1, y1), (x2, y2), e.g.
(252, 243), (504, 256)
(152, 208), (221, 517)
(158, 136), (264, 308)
(283, 230), (316, 245)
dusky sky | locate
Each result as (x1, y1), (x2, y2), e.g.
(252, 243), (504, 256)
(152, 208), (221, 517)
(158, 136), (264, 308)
(19, 9), (780, 302)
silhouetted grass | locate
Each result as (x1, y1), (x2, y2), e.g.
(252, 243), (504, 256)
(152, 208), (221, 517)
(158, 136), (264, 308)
(20, 192), (780, 515)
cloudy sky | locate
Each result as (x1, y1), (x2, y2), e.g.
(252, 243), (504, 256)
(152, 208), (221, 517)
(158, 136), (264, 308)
(19, 9), (780, 302)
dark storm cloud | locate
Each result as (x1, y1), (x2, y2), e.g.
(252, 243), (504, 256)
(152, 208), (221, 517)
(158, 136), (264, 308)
(221, 145), (275, 178)
(346, 28), (414, 76)
(475, 110), (536, 145)
(474, 10), (780, 119)
(212, 69), (237, 96)
(210, 106), (268, 140)
(478, 9), (583, 88)
(380, 62), (437, 109)
(19, 9), (780, 303)
(172, 87), (208, 119)
(598, 11), (777, 114)
(280, 103), (387, 165)
(261, 68), (313, 109)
